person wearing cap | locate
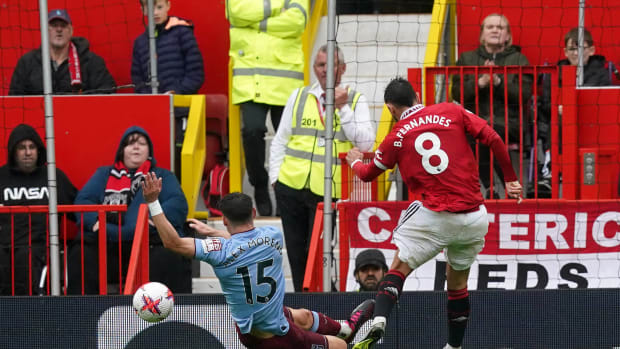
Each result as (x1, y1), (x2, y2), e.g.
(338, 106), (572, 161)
(0, 124), (77, 295)
(354, 249), (388, 292)
(67, 126), (191, 295)
(9, 9), (116, 95)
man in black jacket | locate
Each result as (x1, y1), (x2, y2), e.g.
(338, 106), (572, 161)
(0, 124), (77, 295)
(9, 9), (116, 95)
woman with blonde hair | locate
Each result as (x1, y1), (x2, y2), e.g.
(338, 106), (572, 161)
(452, 13), (532, 198)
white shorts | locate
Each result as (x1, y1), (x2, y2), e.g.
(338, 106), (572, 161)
(393, 201), (488, 271)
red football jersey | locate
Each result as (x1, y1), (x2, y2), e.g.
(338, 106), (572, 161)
(374, 103), (490, 212)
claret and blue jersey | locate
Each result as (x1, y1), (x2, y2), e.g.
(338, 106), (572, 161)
(194, 226), (289, 335)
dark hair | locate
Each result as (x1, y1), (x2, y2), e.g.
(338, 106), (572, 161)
(564, 27), (594, 47)
(140, 0), (168, 6)
(218, 192), (253, 225)
(384, 77), (415, 108)
(115, 132), (150, 162)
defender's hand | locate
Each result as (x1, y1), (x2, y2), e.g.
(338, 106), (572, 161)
(142, 172), (162, 203)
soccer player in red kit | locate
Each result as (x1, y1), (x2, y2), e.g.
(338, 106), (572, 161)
(350, 77), (522, 349)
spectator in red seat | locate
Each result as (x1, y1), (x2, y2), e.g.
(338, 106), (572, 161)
(559, 28), (610, 86)
(532, 27), (611, 197)
(451, 13), (532, 199)
(0, 124), (77, 295)
(131, 0), (205, 176)
(9, 9), (116, 95)
(67, 126), (191, 294)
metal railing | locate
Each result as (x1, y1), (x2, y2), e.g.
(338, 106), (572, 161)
(0, 204), (151, 296)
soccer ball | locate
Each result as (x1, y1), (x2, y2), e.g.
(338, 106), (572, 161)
(132, 282), (174, 323)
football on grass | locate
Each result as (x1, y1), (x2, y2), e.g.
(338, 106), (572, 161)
(133, 282), (174, 323)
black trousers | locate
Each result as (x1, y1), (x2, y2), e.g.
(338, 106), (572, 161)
(67, 235), (192, 295)
(240, 102), (283, 188)
(275, 181), (326, 292)
(0, 243), (46, 295)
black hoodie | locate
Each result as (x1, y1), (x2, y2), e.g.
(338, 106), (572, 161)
(0, 124), (77, 245)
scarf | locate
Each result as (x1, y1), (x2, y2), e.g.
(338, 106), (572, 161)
(103, 159), (152, 223)
(68, 42), (82, 90)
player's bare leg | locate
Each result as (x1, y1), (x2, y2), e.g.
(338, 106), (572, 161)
(288, 307), (314, 330)
(353, 251), (412, 349)
(444, 264), (471, 349)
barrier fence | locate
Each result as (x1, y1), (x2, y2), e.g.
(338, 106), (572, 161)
(303, 65), (620, 292)
(0, 204), (149, 296)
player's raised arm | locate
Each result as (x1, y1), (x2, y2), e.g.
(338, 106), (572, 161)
(142, 172), (196, 258)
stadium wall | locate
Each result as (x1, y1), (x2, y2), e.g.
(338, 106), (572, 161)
(1, 290), (619, 348)
(0, 0), (229, 96)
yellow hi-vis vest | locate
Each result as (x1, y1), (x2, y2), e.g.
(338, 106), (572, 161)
(226, 0), (308, 106)
(278, 86), (361, 198)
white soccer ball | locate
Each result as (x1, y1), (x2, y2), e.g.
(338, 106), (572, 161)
(132, 282), (174, 323)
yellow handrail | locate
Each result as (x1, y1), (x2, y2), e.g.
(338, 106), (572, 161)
(423, 0), (456, 102)
(302, 0), (327, 85)
(227, 61), (243, 193)
(174, 94), (207, 219)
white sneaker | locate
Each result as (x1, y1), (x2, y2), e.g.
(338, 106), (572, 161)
(352, 316), (386, 349)
(443, 344), (462, 349)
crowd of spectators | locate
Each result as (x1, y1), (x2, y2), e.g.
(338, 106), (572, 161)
(1, 4), (617, 297)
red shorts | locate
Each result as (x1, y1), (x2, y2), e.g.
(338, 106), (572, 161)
(235, 307), (329, 349)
